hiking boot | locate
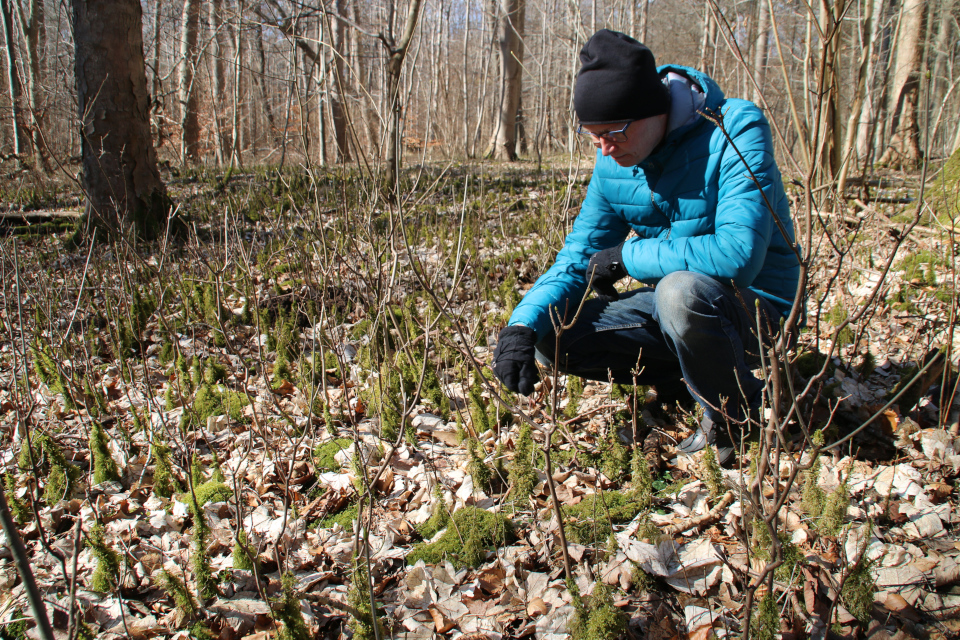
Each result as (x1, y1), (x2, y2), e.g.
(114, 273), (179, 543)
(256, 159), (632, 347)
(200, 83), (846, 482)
(677, 417), (737, 467)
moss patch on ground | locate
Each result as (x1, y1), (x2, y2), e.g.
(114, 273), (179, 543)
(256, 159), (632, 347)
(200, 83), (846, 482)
(407, 506), (513, 568)
(313, 438), (352, 472)
(565, 489), (648, 546)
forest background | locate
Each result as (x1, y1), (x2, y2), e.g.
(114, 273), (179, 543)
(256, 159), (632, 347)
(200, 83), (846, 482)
(0, 0), (959, 640)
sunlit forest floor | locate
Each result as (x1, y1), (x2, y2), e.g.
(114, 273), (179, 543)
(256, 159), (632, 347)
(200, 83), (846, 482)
(0, 158), (958, 640)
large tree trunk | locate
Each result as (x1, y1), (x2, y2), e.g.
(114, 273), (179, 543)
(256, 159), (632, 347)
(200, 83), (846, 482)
(73, 0), (170, 240)
(488, 0), (524, 161)
(0, 0), (25, 160)
(878, 0), (927, 168)
(178, 0), (201, 163)
(751, 0), (770, 105)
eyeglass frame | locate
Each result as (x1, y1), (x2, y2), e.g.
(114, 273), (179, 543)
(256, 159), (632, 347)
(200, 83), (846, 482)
(576, 121), (632, 143)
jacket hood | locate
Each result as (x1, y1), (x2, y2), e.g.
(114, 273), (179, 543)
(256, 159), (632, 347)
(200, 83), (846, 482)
(659, 64), (725, 113)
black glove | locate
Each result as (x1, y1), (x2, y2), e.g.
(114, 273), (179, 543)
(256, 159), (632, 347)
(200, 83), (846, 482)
(587, 244), (627, 302)
(492, 325), (539, 396)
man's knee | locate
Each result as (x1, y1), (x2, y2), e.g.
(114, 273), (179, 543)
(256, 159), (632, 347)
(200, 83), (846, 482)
(654, 271), (719, 337)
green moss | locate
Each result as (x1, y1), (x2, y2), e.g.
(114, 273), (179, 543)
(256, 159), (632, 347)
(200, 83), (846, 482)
(818, 474), (850, 536)
(4, 474), (30, 524)
(152, 438), (179, 498)
(896, 250), (945, 285)
(88, 524), (120, 592)
(31, 338), (74, 409)
(841, 554), (877, 625)
(321, 502), (359, 530)
(407, 506), (513, 568)
(752, 519), (804, 583)
(795, 348), (831, 379)
(564, 376), (584, 418)
(313, 438), (352, 472)
(929, 147), (960, 224)
(3, 608), (29, 640)
(233, 529), (257, 571)
(701, 444), (724, 498)
(347, 554), (386, 640)
(801, 455), (826, 520)
(600, 429), (629, 483)
(417, 486), (450, 540)
(629, 449), (653, 510)
(90, 422), (120, 484)
(193, 384), (249, 424)
(569, 581), (628, 640)
(565, 489), (648, 546)
(507, 423), (539, 503)
(159, 569), (198, 619)
(749, 591), (780, 640)
(272, 572), (312, 640)
(191, 480), (233, 507)
(467, 438), (492, 491)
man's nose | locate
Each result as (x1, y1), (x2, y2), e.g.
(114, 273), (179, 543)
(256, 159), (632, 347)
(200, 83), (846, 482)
(598, 137), (617, 156)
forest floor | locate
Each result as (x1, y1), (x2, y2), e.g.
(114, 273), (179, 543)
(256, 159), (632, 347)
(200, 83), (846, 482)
(0, 159), (958, 640)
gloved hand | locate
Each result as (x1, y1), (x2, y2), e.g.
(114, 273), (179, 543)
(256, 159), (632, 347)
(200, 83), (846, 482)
(492, 325), (539, 395)
(587, 244), (627, 302)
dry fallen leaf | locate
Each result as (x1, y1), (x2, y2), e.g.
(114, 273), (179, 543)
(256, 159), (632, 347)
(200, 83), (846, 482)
(526, 597), (549, 617)
(429, 605), (457, 633)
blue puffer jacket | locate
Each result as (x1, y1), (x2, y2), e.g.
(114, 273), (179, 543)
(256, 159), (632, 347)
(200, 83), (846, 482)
(509, 65), (800, 339)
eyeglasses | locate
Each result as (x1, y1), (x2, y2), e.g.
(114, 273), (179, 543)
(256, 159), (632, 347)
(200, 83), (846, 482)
(577, 121), (632, 143)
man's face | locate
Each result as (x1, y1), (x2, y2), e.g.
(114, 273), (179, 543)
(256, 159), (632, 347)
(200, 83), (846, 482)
(582, 114), (668, 167)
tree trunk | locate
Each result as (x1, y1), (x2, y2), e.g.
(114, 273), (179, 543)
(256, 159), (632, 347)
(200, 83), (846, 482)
(381, 0), (423, 197)
(230, 0), (244, 168)
(751, 0), (770, 105)
(73, 0), (170, 240)
(254, 22), (277, 149)
(488, 0), (524, 161)
(328, 0), (350, 162)
(207, 0), (228, 164)
(878, 0), (927, 168)
(0, 0), (25, 159)
(16, 0), (47, 169)
(150, 0), (165, 150)
(178, 0), (201, 163)
(837, 0), (877, 193)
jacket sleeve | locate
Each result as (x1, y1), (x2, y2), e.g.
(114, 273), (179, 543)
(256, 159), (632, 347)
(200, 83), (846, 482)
(621, 108), (778, 288)
(508, 160), (630, 339)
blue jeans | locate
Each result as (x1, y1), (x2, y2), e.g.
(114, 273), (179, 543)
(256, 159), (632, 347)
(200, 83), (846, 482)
(534, 271), (781, 423)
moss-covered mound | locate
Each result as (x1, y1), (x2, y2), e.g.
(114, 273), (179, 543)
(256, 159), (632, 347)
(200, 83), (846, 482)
(565, 490), (647, 546)
(407, 506), (513, 568)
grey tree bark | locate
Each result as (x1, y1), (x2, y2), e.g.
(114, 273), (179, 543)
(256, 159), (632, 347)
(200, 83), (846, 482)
(73, 0), (170, 240)
(178, 0), (202, 163)
(488, 0), (524, 161)
(207, 0), (229, 165)
(15, 0), (47, 169)
(0, 0), (25, 159)
(878, 0), (927, 167)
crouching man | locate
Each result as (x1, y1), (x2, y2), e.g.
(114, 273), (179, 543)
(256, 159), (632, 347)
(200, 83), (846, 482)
(492, 29), (800, 465)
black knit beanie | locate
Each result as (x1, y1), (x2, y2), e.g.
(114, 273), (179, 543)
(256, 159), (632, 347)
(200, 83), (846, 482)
(574, 29), (670, 125)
